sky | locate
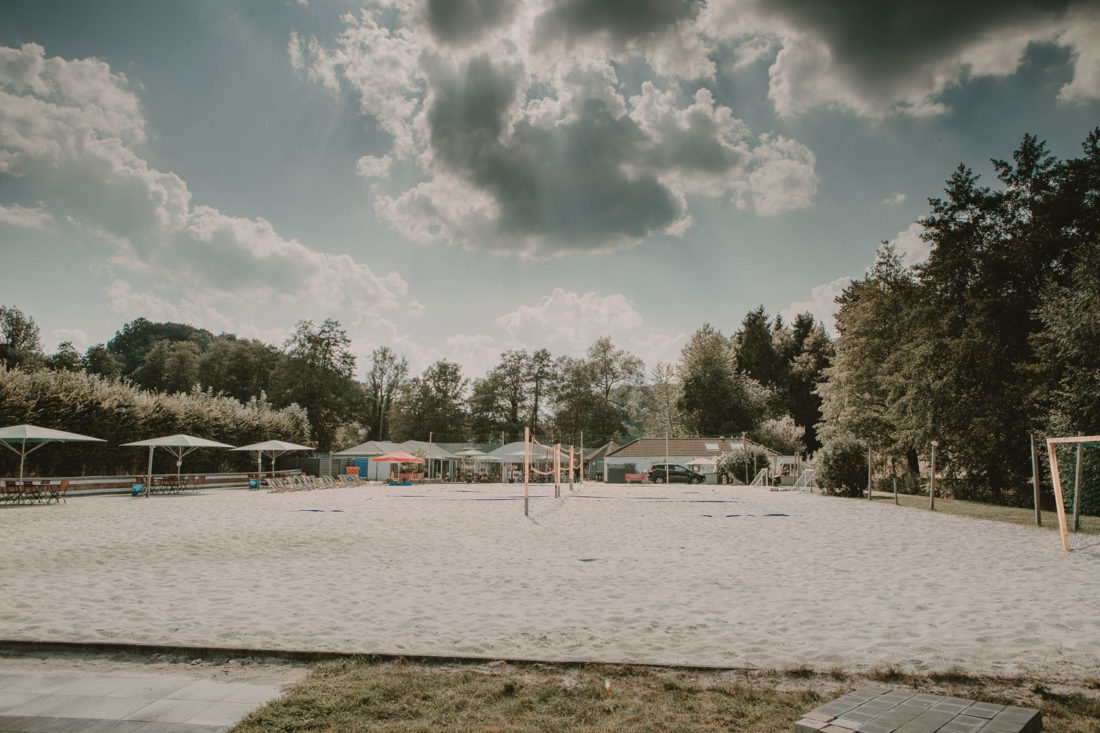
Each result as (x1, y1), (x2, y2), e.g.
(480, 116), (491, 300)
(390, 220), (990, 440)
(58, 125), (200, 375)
(1, 0), (1098, 380)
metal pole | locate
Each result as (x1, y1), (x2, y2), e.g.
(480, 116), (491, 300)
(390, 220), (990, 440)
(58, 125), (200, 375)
(145, 445), (154, 498)
(502, 431), (505, 484)
(929, 441), (937, 511)
(554, 442), (560, 498)
(893, 477), (898, 505)
(580, 431), (584, 483)
(1031, 434), (1041, 526)
(428, 431), (432, 480)
(742, 433), (748, 484)
(665, 432), (669, 484)
(19, 437), (25, 480)
(524, 427), (530, 517)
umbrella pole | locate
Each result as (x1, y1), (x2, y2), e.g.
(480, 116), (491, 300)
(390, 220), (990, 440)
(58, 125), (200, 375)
(145, 446), (154, 498)
(19, 437), (26, 480)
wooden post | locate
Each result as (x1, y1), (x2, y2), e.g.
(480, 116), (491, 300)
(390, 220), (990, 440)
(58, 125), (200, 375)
(1030, 434), (1041, 526)
(524, 427), (530, 517)
(867, 446), (872, 500)
(893, 477), (898, 505)
(569, 445), (574, 492)
(929, 441), (937, 511)
(1073, 439), (1082, 532)
(145, 445), (154, 498)
(554, 442), (561, 498)
(580, 431), (584, 484)
(1047, 439), (1071, 551)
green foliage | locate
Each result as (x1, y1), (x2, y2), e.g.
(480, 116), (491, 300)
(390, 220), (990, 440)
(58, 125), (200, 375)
(678, 324), (770, 437)
(0, 304), (43, 369)
(363, 345), (408, 441)
(106, 317), (214, 374)
(750, 415), (805, 456)
(816, 436), (868, 497)
(387, 360), (468, 441)
(0, 365), (309, 477)
(715, 444), (772, 484)
(270, 319), (358, 452)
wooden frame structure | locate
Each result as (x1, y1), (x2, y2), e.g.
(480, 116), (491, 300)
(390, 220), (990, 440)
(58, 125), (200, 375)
(1045, 435), (1100, 551)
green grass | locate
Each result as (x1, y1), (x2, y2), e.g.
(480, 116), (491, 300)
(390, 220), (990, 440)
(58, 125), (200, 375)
(867, 491), (1100, 534)
(230, 659), (1100, 732)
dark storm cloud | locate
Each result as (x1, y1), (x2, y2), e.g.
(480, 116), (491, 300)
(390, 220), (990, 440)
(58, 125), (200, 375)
(761, 0), (1076, 92)
(428, 56), (682, 246)
(535, 0), (703, 45)
(426, 0), (518, 46)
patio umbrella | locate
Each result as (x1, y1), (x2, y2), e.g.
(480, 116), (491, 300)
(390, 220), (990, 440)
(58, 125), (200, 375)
(231, 440), (314, 477)
(0, 424), (106, 479)
(372, 451), (425, 482)
(122, 434), (234, 496)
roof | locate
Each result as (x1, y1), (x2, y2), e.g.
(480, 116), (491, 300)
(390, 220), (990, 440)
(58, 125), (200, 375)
(334, 440), (404, 456)
(585, 441), (619, 461)
(606, 437), (779, 459)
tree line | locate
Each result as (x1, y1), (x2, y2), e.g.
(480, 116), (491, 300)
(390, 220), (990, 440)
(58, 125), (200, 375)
(0, 306), (831, 461)
(815, 130), (1100, 504)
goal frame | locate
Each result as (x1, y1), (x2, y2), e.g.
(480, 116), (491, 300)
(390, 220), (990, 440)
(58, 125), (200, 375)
(1045, 435), (1100, 551)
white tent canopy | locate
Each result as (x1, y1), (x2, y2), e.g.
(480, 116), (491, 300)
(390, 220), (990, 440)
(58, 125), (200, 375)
(0, 424), (106, 479)
(231, 440), (313, 476)
(122, 434), (234, 495)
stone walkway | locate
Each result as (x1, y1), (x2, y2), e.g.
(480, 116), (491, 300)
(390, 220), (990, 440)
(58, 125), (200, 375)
(0, 657), (305, 732)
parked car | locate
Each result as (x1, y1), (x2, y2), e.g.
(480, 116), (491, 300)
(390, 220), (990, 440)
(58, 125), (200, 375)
(647, 463), (704, 484)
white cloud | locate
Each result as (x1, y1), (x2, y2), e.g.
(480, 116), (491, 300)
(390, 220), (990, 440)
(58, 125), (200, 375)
(781, 276), (853, 336)
(407, 300), (426, 318)
(0, 42), (408, 318)
(295, 4), (820, 257)
(890, 221), (930, 267)
(495, 288), (683, 366)
(0, 202), (52, 230)
(883, 192), (907, 206)
(52, 328), (88, 351)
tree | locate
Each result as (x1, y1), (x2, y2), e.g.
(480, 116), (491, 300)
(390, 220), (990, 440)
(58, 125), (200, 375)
(677, 324), (768, 436)
(0, 305), (43, 369)
(106, 318), (214, 375)
(816, 435), (868, 497)
(270, 319), (357, 452)
(47, 341), (82, 372)
(363, 346), (408, 441)
(816, 244), (918, 471)
(132, 339), (202, 394)
(468, 350), (531, 440)
(585, 337), (643, 443)
(733, 306), (781, 387)
(785, 318), (831, 452)
(551, 355), (597, 442)
(527, 348), (554, 435)
(751, 415), (805, 456)
(82, 344), (122, 379)
(388, 360), (468, 441)
(196, 336), (280, 402)
(641, 361), (684, 437)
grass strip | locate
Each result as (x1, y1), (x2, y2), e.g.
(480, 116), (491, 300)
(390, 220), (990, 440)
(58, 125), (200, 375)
(231, 659), (1100, 732)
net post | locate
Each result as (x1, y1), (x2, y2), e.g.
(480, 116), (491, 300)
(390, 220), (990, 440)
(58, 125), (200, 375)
(1073, 437), (1082, 533)
(524, 427), (530, 517)
(1046, 438), (1070, 551)
(929, 441), (937, 511)
(893, 477), (898, 505)
(554, 443), (560, 498)
(569, 445), (574, 492)
(1031, 434), (1042, 526)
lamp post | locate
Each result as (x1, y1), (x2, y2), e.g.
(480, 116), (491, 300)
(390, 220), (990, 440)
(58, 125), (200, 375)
(929, 440), (938, 510)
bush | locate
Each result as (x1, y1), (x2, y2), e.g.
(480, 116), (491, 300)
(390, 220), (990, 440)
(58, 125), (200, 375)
(716, 445), (772, 484)
(816, 436), (867, 497)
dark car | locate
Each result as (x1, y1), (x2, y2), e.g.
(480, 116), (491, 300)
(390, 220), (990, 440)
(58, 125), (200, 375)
(647, 463), (704, 484)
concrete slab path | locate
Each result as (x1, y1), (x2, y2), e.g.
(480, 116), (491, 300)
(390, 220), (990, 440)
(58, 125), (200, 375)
(0, 656), (307, 732)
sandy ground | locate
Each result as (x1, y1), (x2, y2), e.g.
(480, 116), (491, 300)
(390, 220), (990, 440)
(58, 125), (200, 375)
(1, 483), (1096, 680)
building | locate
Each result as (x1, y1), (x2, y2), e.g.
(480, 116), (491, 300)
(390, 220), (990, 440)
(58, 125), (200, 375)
(603, 437), (781, 483)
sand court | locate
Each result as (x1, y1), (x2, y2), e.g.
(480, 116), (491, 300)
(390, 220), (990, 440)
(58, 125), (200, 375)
(1, 483), (1096, 680)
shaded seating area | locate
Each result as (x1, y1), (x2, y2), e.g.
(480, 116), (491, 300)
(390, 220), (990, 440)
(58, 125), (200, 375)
(1, 479), (70, 506)
(144, 474), (205, 495)
(264, 473), (365, 492)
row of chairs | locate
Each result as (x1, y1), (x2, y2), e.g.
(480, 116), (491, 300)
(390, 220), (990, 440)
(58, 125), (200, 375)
(264, 474), (365, 493)
(147, 475), (204, 495)
(1, 479), (70, 506)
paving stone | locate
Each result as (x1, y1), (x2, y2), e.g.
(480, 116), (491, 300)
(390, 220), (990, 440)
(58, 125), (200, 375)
(961, 702), (1005, 719)
(795, 718), (831, 732)
(806, 711), (835, 722)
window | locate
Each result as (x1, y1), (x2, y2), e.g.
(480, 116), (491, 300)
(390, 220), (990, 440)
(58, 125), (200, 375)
(704, 442), (719, 451)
